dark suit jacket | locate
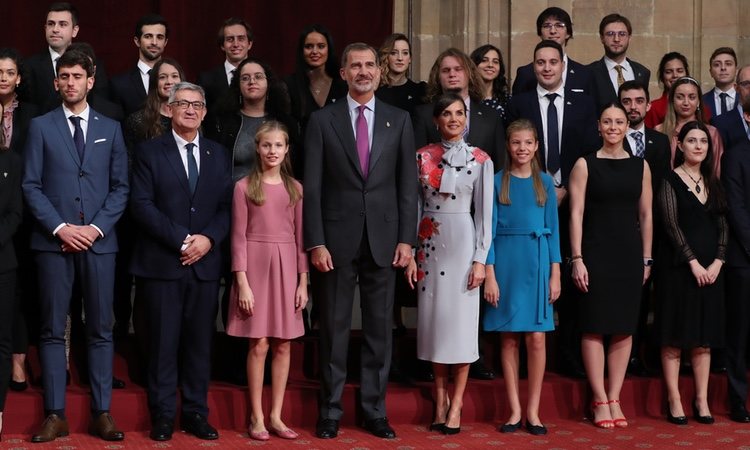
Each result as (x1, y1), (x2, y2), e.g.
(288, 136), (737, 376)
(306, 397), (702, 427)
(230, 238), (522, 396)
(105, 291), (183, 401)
(703, 88), (738, 119)
(507, 89), (600, 186)
(512, 57), (593, 96)
(198, 65), (230, 112)
(21, 106), (129, 253)
(413, 99), (506, 169)
(587, 57), (650, 113)
(110, 65), (148, 116)
(712, 107), (748, 150)
(0, 150), (23, 272)
(26, 51), (110, 112)
(303, 98), (418, 267)
(44, 94), (124, 122)
(723, 141), (750, 268)
(623, 127), (671, 194)
(129, 132), (232, 281)
(9, 102), (39, 155)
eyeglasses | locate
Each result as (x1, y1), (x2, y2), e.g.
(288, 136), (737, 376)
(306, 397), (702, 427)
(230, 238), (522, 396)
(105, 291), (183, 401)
(738, 80), (750, 88)
(240, 73), (267, 83)
(604, 31), (629, 38)
(169, 100), (206, 111)
(542, 22), (566, 30)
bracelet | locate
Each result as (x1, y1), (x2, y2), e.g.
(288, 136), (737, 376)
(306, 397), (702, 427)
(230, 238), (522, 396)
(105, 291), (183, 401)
(569, 255), (583, 265)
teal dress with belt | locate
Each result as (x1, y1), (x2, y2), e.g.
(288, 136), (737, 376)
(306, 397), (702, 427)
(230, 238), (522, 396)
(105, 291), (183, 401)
(483, 171), (561, 332)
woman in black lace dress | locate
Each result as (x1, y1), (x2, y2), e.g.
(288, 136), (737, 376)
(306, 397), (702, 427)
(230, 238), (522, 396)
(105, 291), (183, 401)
(470, 44), (510, 122)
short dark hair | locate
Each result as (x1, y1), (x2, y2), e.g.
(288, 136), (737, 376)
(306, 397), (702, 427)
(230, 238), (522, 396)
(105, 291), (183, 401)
(216, 17), (253, 46)
(340, 42), (377, 69)
(56, 49), (93, 77)
(618, 80), (650, 102)
(432, 92), (466, 118)
(67, 42), (96, 65)
(599, 13), (632, 36)
(657, 51), (690, 87)
(536, 7), (573, 42)
(135, 13), (169, 39)
(534, 40), (563, 60)
(710, 46), (737, 65)
(48, 2), (79, 26)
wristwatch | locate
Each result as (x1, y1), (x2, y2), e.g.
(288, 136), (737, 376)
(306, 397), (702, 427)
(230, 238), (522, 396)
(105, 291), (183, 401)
(643, 258), (654, 267)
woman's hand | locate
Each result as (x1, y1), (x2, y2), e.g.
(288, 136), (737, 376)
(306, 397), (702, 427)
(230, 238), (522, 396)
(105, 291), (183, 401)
(689, 259), (710, 287)
(571, 259), (589, 293)
(467, 262), (485, 290)
(705, 259), (724, 285)
(643, 265), (652, 286)
(295, 283), (308, 312)
(237, 285), (254, 316)
(405, 259), (418, 290)
(549, 272), (561, 303)
(484, 276), (499, 307)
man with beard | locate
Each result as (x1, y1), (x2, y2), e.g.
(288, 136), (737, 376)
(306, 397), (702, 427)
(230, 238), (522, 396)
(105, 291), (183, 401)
(588, 14), (650, 112)
(712, 65), (750, 149)
(305, 42), (418, 440)
(198, 18), (253, 110)
(110, 14), (169, 116)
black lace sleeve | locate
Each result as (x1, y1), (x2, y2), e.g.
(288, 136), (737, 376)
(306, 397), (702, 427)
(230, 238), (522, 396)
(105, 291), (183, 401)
(657, 178), (696, 263)
(716, 211), (728, 262)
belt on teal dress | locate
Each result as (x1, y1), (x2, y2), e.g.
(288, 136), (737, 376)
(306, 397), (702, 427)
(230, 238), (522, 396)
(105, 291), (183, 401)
(495, 227), (552, 324)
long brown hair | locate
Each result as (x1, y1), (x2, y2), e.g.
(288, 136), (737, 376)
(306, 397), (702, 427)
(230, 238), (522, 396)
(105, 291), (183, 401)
(661, 76), (705, 140)
(378, 33), (410, 87)
(499, 119), (547, 206)
(245, 121), (302, 206)
(143, 58), (185, 139)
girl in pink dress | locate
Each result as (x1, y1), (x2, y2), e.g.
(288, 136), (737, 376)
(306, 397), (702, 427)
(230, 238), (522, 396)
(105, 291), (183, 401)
(226, 121), (308, 441)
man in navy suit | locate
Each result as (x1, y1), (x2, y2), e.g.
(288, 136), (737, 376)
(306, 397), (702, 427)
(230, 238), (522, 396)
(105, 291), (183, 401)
(587, 14), (650, 112)
(22, 50), (128, 443)
(109, 14), (169, 116)
(130, 82), (231, 442)
(712, 65), (750, 150)
(511, 7), (593, 96)
(703, 47), (738, 119)
(198, 17), (253, 111)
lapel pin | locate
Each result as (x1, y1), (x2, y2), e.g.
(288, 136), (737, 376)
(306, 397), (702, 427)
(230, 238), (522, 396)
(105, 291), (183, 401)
(93, 116), (99, 120)
(407, 95), (413, 100)
(567, 101), (572, 105)
(570, 69), (576, 73)
(478, 111), (483, 116)
(332, 98), (337, 103)
(648, 140), (653, 144)
(3, 172), (7, 178)
(206, 149), (211, 155)
(386, 121), (390, 127)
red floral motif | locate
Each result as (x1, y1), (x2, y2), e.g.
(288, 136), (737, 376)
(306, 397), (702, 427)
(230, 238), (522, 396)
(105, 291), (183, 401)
(418, 217), (440, 241)
(416, 270), (426, 281)
(418, 145), (445, 189)
(416, 250), (426, 263)
(472, 148), (490, 164)
(427, 169), (443, 189)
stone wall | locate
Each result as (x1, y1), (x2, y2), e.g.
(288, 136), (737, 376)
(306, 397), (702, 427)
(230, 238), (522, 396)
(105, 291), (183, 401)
(394, 0), (750, 99)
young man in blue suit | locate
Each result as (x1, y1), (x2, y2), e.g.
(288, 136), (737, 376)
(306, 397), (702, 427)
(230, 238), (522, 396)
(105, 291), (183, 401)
(703, 47), (738, 118)
(22, 49), (129, 443)
(129, 82), (231, 442)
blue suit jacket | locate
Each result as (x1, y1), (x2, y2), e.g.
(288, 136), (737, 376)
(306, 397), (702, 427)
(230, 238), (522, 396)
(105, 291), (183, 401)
(512, 57), (593, 96)
(22, 106), (129, 253)
(712, 107), (748, 150)
(129, 131), (232, 281)
(703, 88), (738, 119)
(507, 89), (600, 186)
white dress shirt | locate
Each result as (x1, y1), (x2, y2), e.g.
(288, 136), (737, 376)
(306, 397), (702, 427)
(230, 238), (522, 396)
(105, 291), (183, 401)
(224, 60), (237, 86)
(347, 94), (375, 150)
(536, 84), (565, 185)
(137, 59), (152, 93)
(48, 47), (62, 75)
(604, 56), (635, 93)
(712, 87), (737, 115)
(172, 129), (201, 176)
(626, 123), (647, 157)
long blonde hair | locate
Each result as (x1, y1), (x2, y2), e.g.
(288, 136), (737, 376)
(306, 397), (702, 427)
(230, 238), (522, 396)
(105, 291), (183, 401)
(499, 119), (547, 206)
(661, 76), (705, 140)
(245, 121), (302, 206)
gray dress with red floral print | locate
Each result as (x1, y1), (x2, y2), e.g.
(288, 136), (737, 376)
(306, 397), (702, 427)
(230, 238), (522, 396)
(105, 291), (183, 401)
(415, 141), (494, 364)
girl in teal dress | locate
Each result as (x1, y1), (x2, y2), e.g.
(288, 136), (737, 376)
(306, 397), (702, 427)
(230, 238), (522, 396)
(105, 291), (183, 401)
(484, 119), (561, 435)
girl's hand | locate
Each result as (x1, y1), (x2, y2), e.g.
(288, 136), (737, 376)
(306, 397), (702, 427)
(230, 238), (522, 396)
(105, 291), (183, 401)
(549, 271), (561, 303)
(238, 285), (254, 316)
(571, 259), (589, 293)
(484, 276), (499, 307)
(467, 262), (485, 290)
(295, 283), (308, 312)
(404, 259), (418, 290)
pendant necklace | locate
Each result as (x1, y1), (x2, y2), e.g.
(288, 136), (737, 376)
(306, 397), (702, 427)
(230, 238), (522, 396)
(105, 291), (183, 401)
(680, 166), (702, 194)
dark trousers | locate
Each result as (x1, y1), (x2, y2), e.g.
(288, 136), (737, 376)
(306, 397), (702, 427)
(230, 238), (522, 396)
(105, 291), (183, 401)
(316, 235), (395, 421)
(37, 251), (115, 412)
(141, 271), (218, 420)
(726, 267), (750, 409)
(0, 269), (16, 411)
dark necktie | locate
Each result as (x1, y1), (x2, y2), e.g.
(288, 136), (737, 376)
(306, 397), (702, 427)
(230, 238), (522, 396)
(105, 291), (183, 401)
(69, 116), (85, 161)
(185, 143), (199, 195)
(356, 105), (369, 178)
(720, 92), (729, 115)
(545, 93), (560, 174)
(631, 130), (645, 158)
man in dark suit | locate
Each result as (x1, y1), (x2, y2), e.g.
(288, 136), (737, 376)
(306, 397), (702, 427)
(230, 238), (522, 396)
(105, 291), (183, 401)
(26, 2), (108, 110)
(703, 47), (738, 118)
(618, 80), (670, 376)
(130, 82), (231, 442)
(712, 65), (750, 150)
(508, 40), (599, 379)
(22, 50), (128, 443)
(512, 7), (593, 96)
(587, 14), (650, 112)
(722, 113), (750, 423)
(109, 14), (169, 117)
(198, 17), (253, 111)
(305, 43), (418, 440)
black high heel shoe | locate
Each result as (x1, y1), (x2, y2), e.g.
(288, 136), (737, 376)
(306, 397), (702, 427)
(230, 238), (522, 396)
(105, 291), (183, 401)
(442, 409), (461, 435)
(692, 400), (715, 424)
(499, 420), (522, 433)
(667, 409), (688, 425)
(429, 402), (449, 432)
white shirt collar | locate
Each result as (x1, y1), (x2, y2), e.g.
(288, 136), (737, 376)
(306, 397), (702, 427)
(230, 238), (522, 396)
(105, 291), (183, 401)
(48, 47), (62, 61)
(536, 83), (565, 99)
(628, 123), (646, 134)
(715, 86), (736, 97)
(172, 129), (199, 150)
(346, 93), (376, 112)
(604, 56), (632, 72)
(137, 59), (152, 76)
(62, 104), (90, 122)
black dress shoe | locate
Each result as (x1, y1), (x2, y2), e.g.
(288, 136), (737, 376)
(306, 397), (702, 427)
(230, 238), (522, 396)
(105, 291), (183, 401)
(428, 422), (445, 432)
(525, 421), (547, 435)
(468, 362), (495, 380)
(181, 412), (219, 440)
(9, 379), (28, 391)
(499, 420), (522, 433)
(667, 409), (688, 425)
(316, 418), (339, 439)
(364, 417), (396, 439)
(112, 377), (126, 389)
(730, 406), (750, 423)
(692, 401), (714, 424)
(150, 417), (174, 441)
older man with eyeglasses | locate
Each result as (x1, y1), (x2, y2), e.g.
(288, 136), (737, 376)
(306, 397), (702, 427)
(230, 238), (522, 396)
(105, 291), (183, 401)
(130, 81), (232, 442)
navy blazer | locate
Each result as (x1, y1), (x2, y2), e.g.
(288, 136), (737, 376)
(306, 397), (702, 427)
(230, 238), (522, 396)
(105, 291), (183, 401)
(587, 57), (650, 113)
(129, 132), (232, 281)
(26, 51), (110, 112)
(703, 88), (738, 119)
(723, 141), (750, 267)
(507, 89), (600, 186)
(712, 107), (748, 150)
(22, 106), (129, 253)
(512, 57), (593, 96)
(198, 65), (230, 111)
(109, 65), (148, 116)
(413, 99), (506, 169)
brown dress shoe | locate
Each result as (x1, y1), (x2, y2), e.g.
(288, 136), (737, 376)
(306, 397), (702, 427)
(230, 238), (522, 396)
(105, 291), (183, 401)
(31, 414), (69, 443)
(89, 413), (125, 441)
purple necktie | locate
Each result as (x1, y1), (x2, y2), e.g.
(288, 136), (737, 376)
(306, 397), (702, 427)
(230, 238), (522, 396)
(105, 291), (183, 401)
(356, 104), (369, 178)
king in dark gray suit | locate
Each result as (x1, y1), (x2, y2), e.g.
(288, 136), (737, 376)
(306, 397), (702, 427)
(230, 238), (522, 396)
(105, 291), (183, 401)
(22, 50), (128, 443)
(304, 43), (418, 440)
